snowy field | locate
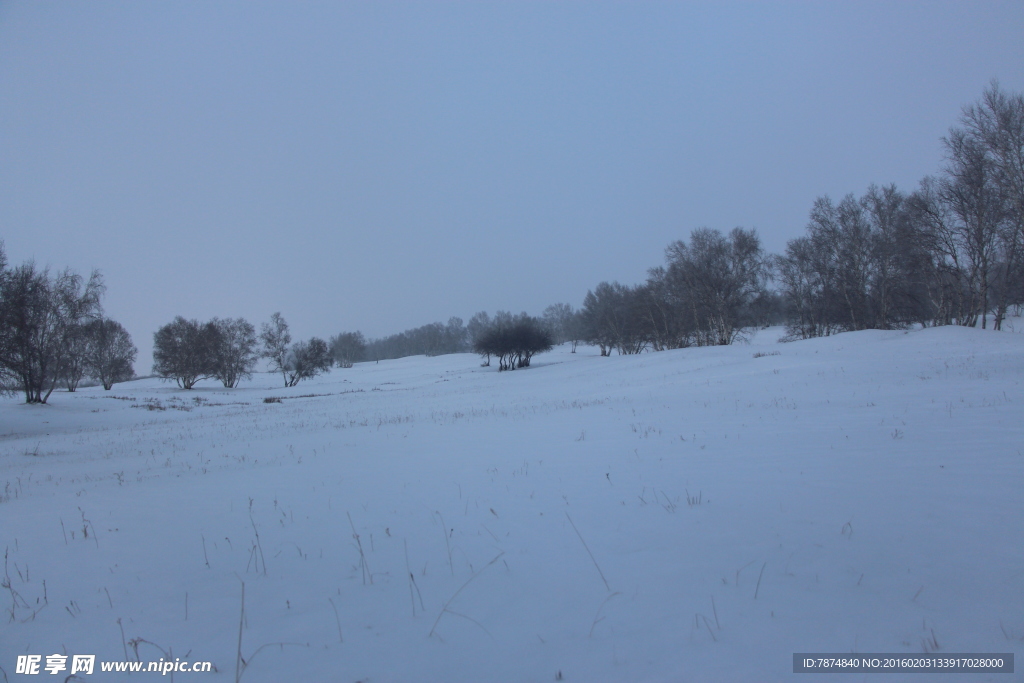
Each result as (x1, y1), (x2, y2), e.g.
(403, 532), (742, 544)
(1, 325), (1022, 682)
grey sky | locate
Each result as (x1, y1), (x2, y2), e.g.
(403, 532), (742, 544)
(2, 2), (1023, 368)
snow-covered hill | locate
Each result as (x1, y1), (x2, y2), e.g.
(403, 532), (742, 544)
(2, 326), (1021, 682)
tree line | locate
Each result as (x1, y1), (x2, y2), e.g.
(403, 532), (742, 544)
(574, 226), (773, 355)
(778, 83), (1023, 338)
(148, 82), (1024, 377)
(574, 82), (1024, 352)
(4, 83), (1021, 400)
(151, 312), (333, 389)
(326, 313), (554, 372)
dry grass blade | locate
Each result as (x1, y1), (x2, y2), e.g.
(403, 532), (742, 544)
(428, 551), (505, 639)
(754, 562), (766, 600)
(588, 591), (621, 637)
(565, 512), (610, 592)
(347, 511), (371, 585)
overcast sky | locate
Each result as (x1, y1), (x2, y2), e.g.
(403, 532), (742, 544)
(2, 1), (1023, 368)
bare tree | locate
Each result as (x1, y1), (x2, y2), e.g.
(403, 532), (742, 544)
(282, 337), (332, 387)
(153, 317), (221, 389)
(777, 236), (842, 340)
(0, 259), (104, 403)
(580, 282), (623, 356)
(580, 282), (650, 355)
(467, 311), (492, 365)
(83, 317), (137, 390)
(953, 82), (1024, 329)
(906, 177), (973, 325)
(444, 317), (467, 353)
(862, 183), (933, 328)
(472, 313), (553, 371)
(542, 303), (576, 346)
(212, 317), (259, 388)
(260, 312), (292, 385)
(665, 227), (767, 345)
(329, 331), (366, 368)
(641, 265), (702, 350)
(258, 313), (332, 386)
(542, 303), (587, 353)
(863, 184), (906, 328)
(941, 127), (1004, 328)
(779, 185), (943, 339)
(61, 323), (90, 391)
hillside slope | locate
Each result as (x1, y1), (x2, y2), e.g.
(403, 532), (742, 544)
(1, 326), (1022, 682)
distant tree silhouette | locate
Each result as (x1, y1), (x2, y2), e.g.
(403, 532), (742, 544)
(212, 317), (259, 388)
(473, 313), (553, 371)
(61, 323), (90, 391)
(329, 331), (366, 368)
(153, 317), (221, 389)
(467, 311), (492, 365)
(260, 312), (293, 385)
(83, 317), (137, 390)
(542, 303), (580, 351)
(364, 318), (469, 361)
(0, 253), (104, 403)
(282, 337), (332, 386)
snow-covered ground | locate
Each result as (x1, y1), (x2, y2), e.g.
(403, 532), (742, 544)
(1, 325), (1022, 682)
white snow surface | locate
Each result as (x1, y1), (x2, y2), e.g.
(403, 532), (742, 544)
(1, 326), (1022, 682)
